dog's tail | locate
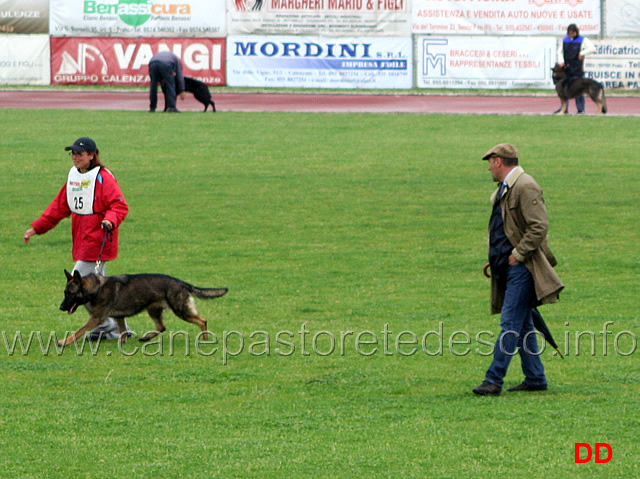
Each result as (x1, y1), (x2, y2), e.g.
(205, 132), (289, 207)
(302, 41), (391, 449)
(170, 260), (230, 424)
(189, 286), (228, 299)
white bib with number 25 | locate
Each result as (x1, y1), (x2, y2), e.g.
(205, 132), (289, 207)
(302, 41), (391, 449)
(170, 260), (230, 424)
(66, 167), (100, 215)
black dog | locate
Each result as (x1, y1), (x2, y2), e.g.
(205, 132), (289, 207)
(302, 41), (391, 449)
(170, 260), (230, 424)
(184, 76), (216, 112)
(551, 64), (607, 114)
(164, 76), (216, 112)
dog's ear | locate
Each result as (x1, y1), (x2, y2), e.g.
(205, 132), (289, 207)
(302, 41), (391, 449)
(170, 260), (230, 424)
(65, 269), (73, 282)
(73, 270), (82, 282)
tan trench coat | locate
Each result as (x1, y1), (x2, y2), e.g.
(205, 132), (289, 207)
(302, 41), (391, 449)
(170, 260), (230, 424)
(489, 166), (564, 314)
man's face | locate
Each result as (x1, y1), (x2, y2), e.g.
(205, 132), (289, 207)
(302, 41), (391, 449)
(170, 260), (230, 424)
(487, 155), (501, 182)
(568, 29), (578, 39)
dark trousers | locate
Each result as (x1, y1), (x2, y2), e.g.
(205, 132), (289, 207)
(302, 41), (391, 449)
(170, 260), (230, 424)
(567, 60), (585, 112)
(149, 61), (176, 111)
(484, 264), (547, 387)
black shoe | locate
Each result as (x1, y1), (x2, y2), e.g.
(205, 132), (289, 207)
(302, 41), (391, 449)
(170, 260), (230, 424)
(149, 108), (156, 113)
(166, 107), (180, 113)
(576, 111), (585, 115)
(472, 381), (502, 396)
(507, 382), (548, 392)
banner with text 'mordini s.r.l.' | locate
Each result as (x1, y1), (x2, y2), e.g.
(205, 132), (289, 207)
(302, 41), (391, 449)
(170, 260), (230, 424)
(0, 34), (50, 84)
(417, 36), (557, 89)
(227, 0), (409, 36)
(50, 0), (226, 37)
(50, 37), (226, 85)
(411, 0), (600, 36)
(227, 35), (412, 89)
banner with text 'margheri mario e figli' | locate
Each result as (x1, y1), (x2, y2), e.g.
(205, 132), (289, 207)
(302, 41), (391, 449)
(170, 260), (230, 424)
(227, 0), (409, 36)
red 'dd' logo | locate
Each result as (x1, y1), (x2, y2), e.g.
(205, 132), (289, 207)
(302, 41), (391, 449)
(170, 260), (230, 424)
(575, 443), (612, 463)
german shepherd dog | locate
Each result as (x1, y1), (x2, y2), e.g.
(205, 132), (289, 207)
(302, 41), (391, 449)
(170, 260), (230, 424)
(58, 270), (227, 346)
(551, 64), (607, 114)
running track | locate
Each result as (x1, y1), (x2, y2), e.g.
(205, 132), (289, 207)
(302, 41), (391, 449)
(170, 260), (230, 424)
(1, 90), (638, 115)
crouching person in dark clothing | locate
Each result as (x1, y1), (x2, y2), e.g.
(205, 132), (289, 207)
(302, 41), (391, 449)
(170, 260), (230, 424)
(148, 51), (185, 113)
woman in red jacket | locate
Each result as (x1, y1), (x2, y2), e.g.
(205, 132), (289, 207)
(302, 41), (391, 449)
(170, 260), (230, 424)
(24, 137), (129, 341)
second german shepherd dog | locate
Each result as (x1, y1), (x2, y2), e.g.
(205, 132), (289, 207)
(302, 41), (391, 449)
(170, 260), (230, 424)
(58, 270), (228, 346)
(551, 64), (607, 114)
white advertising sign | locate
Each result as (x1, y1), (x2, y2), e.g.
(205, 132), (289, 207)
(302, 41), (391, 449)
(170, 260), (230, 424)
(228, 0), (409, 35)
(0, 34), (50, 85)
(605, 0), (640, 37)
(412, 0), (600, 36)
(50, 0), (226, 37)
(585, 39), (640, 90)
(417, 36), (556, 89)
(228, 35), (412, 89)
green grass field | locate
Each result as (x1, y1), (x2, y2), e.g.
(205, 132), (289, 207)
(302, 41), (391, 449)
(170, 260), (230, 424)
(1, 108), (639, 477)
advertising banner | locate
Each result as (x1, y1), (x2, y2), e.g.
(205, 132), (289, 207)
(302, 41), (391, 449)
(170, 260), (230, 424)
(417, 36), (556, 89)
(585, 39), (640, 90)
(51, 37), (225, 85)
(0, 0), (49, 34)
(606, 0), (640, 37)
(227, 35), (412, 88)
(228, 0), (409, 36)
(50, 0), (226, 37)
(412, 0), (600, 36)
(0, 34), (50, 84)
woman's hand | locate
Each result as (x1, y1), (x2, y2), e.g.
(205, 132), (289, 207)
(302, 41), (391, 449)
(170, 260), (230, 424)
(23, 227), (36, 243)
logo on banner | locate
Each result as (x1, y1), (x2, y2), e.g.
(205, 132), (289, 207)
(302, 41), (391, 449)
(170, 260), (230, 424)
(56, 44), (109, 81)
(83, 0), (192, 27)
(234, 0), (264, 11)
(528, 0), (583, 7)
(422, 39), (448, 76)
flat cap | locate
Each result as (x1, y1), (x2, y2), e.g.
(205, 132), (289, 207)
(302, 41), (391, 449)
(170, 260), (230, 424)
(482, 143), (518, 160)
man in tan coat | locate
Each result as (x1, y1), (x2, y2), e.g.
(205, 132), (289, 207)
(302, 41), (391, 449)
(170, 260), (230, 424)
(473, 144), (564, 396)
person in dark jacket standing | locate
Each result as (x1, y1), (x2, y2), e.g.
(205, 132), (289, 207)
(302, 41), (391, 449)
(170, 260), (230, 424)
(555, 24), (596, 114)
(24, 137), (130, 341)
(472, 144), (563, 396)
(148, 51), (185, 113)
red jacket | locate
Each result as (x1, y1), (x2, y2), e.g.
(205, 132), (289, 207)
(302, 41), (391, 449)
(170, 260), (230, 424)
(32, 167), (129, 262)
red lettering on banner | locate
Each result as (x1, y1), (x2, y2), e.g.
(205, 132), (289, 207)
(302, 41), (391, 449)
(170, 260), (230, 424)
(272, 0), (324, 8)
(377, 0), (403, 9)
